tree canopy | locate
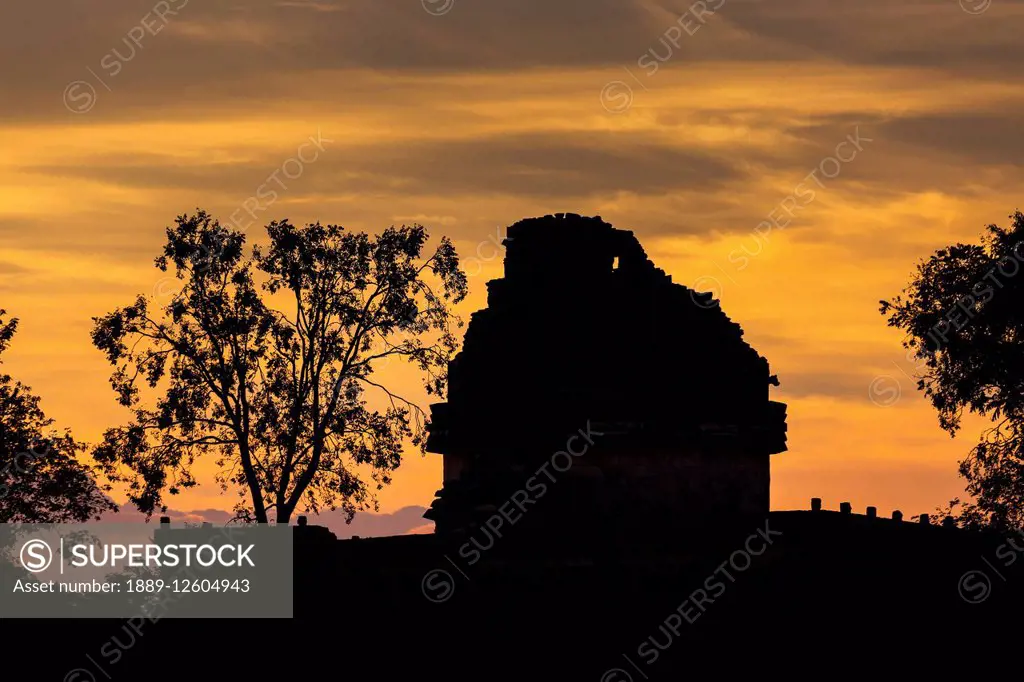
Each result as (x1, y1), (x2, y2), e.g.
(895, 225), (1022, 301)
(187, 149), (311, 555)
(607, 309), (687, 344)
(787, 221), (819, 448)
(880, 210), (1024, 528)
(0, 310), (115, 522)
(91, 211), (467, 524)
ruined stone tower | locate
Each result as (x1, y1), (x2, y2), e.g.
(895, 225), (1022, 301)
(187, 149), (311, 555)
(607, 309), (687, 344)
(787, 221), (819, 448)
(424, 214), (787, 540)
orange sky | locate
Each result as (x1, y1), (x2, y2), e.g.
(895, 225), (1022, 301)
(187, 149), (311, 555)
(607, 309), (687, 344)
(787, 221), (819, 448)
(3, 0), (1024, 527)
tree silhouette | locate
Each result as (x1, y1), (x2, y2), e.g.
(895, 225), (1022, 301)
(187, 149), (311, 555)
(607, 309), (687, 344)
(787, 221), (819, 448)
(880, 210), (1024, 528)
(91, 211), (467, 524)
(0, 310), (115, 522)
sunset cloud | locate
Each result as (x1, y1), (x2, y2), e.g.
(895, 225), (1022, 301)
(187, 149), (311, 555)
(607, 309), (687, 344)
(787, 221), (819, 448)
(2, 0), (1023, 521)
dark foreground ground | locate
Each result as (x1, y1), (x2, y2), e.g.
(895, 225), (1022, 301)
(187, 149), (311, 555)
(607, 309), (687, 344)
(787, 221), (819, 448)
(8, 510), (1023, 680)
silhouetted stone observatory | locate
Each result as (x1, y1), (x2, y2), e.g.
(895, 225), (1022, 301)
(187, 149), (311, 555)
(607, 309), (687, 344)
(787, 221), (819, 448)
(424, 213), (786, 539)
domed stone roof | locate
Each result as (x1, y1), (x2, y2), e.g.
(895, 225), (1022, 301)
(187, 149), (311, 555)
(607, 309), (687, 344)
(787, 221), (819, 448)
(424, 213), (787, 535)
